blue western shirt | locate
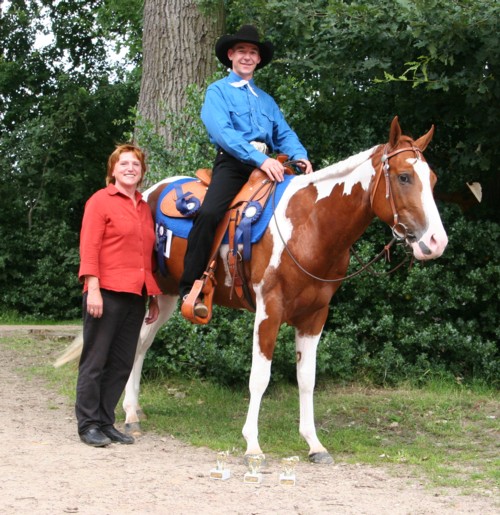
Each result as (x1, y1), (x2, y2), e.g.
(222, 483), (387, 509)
(201, 71), (309, 168)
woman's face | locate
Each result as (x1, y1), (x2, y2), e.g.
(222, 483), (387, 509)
(112, 151), (143, 191)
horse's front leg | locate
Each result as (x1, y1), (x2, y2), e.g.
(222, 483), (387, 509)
(296, 330), (333, 464)
(123, 294), (177, 435)
(241, 308), (278, 460)
(242, 344), (271, 458)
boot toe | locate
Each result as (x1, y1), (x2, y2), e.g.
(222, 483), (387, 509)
(80, 428), (111, 447)
(101, 426), (135, 444)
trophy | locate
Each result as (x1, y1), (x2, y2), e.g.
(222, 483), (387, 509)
(279, 456), (299, 485)
(244, 454), (265, 484)
(210, 451), (231, 480)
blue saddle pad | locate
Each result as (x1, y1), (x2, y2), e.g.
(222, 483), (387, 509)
(156, 175), (294, 245)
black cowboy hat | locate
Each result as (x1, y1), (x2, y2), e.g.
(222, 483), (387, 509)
(215, 25), (274, 70)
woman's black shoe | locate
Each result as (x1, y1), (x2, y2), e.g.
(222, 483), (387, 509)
(101, 426), (135, 444)
(80, 428), (112, 447)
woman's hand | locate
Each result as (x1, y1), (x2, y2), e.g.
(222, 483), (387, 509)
(86, 276), (103, 318)
(145, 296), (159, 325)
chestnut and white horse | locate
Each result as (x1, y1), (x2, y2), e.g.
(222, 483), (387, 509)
(60, 117), (448, 464)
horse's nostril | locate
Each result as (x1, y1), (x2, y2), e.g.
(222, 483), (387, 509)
(418, 241), (432, 255)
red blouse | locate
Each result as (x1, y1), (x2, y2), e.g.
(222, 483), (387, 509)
(78, 184), (161, 296)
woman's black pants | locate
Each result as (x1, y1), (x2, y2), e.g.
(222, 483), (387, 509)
(75, 289), (146, 434)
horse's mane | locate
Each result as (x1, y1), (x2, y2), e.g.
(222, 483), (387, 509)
(294, 145), (380, 200)
(313, 145), (379, 179)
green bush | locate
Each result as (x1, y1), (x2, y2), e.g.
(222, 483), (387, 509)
(143, 309), (251, 385)
(0, 221), (81, 320)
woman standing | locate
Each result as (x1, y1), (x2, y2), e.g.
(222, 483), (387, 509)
(76, 144), (161, 447)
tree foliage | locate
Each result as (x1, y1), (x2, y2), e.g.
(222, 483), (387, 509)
(0, 0), (140, 318)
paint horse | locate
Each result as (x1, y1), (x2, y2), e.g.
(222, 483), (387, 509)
(122, 117), (448, 464)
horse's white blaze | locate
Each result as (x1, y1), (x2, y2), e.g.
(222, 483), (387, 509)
(296, 332), (328, 454)
(409, 158), (448, 259)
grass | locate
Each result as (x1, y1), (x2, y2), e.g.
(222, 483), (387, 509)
(2, 333), (499, 497)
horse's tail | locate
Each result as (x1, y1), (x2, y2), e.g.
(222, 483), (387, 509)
(53, 332), (83, 367)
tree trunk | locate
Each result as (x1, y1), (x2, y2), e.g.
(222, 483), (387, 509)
(138, 0), (224, 149)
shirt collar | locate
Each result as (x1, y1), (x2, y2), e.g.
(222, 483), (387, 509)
(227, 71), (258, 97)
(106, 183), (143, 202)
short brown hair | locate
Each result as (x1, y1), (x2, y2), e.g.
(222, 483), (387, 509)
(106, 144), (147, 186)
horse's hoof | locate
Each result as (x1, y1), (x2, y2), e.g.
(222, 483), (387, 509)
(243, 453), (267, 468)
(124, 422), (142, 436)
(309, 451), (334, 464)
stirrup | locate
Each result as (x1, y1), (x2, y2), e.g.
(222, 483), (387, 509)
(181, 279), (213, 324)
(182, 294), (208, 319)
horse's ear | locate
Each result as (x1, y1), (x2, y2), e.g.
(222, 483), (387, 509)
(388, 116), (402, 148)
(415, 125), (435, 152)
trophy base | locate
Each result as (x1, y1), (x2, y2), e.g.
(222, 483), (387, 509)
(210, 468), (231, 480)
(279, 473), (296, 485)
(244, 472), (262, 484)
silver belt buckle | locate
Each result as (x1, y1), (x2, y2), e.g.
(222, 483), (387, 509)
(250, 141), (269, 155)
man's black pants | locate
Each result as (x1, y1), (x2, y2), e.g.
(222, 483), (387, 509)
(179, 151), (255, 298)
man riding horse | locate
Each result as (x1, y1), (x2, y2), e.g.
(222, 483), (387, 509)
(179, 24), (313, 319)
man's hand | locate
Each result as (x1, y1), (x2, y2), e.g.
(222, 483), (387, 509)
(296, 159), (313, 174)
(260, 157), (285, 182)
(260, 157), (313, 181)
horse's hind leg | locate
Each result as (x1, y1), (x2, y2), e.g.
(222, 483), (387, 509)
(296, 329), (333, 464)
(123, 294), (177, 435)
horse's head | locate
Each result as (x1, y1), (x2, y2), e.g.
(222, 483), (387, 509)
(370, 117), (448, 260)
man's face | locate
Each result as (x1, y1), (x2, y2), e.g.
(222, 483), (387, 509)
(228, 42), (261, 79)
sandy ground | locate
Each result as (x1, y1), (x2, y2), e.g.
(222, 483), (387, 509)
(0, 325), (498, 515)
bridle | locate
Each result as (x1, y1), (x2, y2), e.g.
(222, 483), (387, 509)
(370, 144), (424, 242)
(270, 148), (425, 284)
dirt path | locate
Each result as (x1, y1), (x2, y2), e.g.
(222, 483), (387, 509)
(0, 325), (498, 514)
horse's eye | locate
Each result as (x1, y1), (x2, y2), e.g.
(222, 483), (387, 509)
(398, 173), (411, 184)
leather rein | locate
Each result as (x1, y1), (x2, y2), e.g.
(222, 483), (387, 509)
(272, 147), (423, 284)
